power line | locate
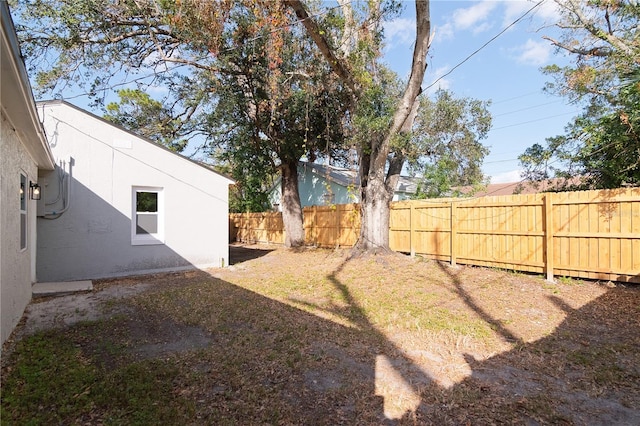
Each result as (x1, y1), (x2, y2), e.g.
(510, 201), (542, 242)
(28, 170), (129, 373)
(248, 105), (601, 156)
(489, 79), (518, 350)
(424, 0), (547, 91)
(493, 100), (564, 117)
(492, 110), (579, 130)
(492, 91), (541, 104)
(484, 158), (520, 164)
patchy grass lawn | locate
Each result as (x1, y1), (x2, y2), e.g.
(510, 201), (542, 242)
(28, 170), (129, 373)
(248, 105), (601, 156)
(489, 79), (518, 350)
(2, 245), (639, 425)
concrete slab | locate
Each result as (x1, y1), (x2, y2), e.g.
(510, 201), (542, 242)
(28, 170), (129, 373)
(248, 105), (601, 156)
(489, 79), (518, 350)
(33, 280), (93, 296)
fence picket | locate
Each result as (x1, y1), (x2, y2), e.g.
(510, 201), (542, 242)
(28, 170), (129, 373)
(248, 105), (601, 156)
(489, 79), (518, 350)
(230, 188), (640, 283)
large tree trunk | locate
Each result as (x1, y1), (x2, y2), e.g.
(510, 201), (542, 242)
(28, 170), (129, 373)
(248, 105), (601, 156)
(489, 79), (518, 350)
(355, 1), (430, 253)
(287, 0), (431, 253)
(358, 163), (395, 252)
(280, 159), (305, 247)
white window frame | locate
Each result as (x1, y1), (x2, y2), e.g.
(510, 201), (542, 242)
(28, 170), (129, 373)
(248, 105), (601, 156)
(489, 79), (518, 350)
(19, 172), (27, 251)
(131, 186), (164, 245)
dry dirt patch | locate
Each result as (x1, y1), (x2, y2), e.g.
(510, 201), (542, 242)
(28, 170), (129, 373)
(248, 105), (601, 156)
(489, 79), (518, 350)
(3, 245), (639, 425)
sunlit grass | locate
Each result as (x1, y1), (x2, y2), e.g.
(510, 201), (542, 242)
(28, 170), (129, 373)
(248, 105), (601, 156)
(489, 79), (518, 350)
(2, 246), (634, 425)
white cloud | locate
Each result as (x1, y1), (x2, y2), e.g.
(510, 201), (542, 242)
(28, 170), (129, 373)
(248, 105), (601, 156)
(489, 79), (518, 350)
(491, 169), (523, 184)
(502, 1), (534, 27)
(147, 84), (169, 95)
(451, 1), (498, 32)
(513, 38), (552, 66)
(437, 1), (561, 42)
(532, 0), (562, 22)
(502, 0), (561, 30)
(435, 22), (454, 42)
(383, 17), (416, 49)
(436, 1), (499, 41)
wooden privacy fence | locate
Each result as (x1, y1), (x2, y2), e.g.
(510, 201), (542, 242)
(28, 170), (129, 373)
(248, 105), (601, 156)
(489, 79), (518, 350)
(230, 203), (360, 247)
(229, 188), (640, 283)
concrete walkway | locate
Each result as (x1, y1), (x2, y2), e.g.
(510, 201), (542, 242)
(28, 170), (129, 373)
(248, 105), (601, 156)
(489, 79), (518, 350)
(32, 280), (93, 296)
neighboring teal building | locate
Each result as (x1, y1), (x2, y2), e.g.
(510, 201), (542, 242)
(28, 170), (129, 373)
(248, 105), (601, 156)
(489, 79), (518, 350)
(268, 162), (417, 211)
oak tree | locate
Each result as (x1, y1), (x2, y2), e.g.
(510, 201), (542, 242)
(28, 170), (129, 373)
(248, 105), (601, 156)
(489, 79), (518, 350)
(14, 0), (349, 247)
(286, 0), (432, 252)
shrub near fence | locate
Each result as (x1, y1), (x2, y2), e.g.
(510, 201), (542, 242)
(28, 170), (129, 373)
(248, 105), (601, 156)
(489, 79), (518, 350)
(229, 188), (640, 283)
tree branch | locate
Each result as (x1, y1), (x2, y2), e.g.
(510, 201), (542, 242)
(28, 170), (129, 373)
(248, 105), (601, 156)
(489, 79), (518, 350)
(379, 0), (430, 190)
(563, 0), (635, 57)
(284, 0), (359, 98)
(543, 35), (611, 57)
(384, 0), (430, 147)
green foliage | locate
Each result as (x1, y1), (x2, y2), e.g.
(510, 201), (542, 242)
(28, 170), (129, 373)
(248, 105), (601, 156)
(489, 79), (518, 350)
(1, 329), (192, 424)
(13, 0), (420, 243)
(521, 1), (640, 190)
(348, 72), (491, 201)
(199, 7), (351, 212)
(350, 69), (402, 153)
(521, 69), (640, 190)
(14, 0), (354, 216)
(104, 89), (189, 152)
(409, 89), (492, 198)
(136, 191), (158, 212)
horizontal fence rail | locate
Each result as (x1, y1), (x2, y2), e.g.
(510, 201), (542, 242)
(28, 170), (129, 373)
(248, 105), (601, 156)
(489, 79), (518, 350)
(230, 204), (360, 248)
(229, 188), (640, 283)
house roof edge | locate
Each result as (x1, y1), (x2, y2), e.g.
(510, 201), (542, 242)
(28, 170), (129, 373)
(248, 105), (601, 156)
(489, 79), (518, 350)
(37, 99), (235, 184)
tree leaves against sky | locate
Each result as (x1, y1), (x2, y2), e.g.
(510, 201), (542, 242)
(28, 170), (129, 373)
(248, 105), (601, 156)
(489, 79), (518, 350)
(520, 0), (640, 190)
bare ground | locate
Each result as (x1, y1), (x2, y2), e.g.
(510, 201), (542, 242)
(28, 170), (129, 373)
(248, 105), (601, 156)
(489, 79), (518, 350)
(3, 244), (639, 425)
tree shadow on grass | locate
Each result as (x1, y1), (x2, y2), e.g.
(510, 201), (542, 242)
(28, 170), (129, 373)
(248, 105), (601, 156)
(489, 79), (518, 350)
(418, 261), (640, 424)
(228, 244), (275, 265)
(296, 256), (640, 424)
(3, 258), (640, 424)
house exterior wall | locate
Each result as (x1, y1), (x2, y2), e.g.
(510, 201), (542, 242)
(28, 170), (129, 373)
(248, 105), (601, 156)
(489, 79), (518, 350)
(393, 192), (412, 202)
(0, 112), (40, 344)
(298, 166), (359, 206)
(269, 164), (359, 211)
(36, 102), (232, 281)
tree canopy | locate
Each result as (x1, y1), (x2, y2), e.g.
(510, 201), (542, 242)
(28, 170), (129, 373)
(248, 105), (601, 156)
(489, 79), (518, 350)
(408, 89), (491, 198)
(519, 0), (640, 190)
(14, 0), (435, 251)
(104, 88), (189, 152)
(286, 0), (432, 252)
(14, 0), (361, 245)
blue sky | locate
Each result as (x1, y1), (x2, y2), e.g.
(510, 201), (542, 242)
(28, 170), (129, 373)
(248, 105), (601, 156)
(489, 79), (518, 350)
(382, 0), (577, 183)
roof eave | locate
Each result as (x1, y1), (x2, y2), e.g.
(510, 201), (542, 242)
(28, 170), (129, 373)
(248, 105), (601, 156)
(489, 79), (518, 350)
(1, 2), (55, 170)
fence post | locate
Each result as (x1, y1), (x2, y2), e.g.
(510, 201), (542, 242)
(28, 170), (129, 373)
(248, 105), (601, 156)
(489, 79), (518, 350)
(335, 204), (340, 247)
(450, 201), (457, 267)
(544, 193), (554, 282)
(312, 205), (318, 246)
(244, 211), (249, 243)
(410, 203), (415, 257)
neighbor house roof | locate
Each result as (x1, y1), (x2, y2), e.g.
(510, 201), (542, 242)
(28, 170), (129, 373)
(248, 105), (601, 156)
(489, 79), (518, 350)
(461, 178), (585, 198)
(468, 182), (537, 197)
(1, 2), (55, 170)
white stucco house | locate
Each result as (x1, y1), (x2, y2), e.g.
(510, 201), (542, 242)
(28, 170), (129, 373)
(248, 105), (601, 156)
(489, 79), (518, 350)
(1, 2), (234, 346)
(36, 100), (234, 282)
(268, 161), (418, 211)
(1, 2), (56, 345)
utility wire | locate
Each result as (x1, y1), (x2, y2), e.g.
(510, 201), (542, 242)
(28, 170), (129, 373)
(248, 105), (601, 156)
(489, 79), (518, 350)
(492, 110), (579, 130)
(424, 0), (547, 91)
(493, 100), (564, 117)
(492, 91), (541, 104)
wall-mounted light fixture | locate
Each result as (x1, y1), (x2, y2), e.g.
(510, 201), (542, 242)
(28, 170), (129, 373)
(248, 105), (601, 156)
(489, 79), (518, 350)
(29, 181), (41, 200)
